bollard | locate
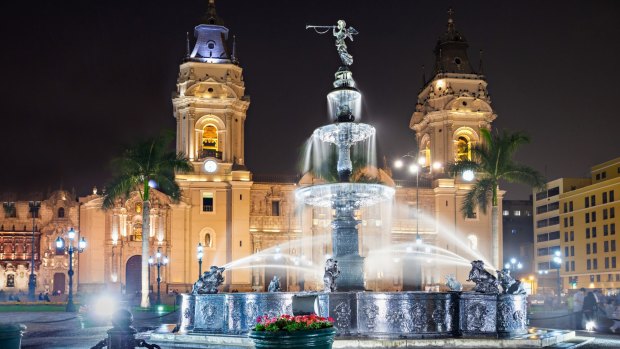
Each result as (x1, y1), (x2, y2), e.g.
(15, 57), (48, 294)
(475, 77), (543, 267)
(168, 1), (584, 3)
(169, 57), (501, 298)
(91, 309), (161, 349)
(0, 323), (27, 349)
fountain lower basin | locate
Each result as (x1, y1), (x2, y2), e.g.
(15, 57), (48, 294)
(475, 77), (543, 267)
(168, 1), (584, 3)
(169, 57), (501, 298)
(178, 291), (527, 339)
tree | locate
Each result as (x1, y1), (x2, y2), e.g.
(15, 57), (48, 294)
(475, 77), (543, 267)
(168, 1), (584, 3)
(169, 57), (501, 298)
(449, 128), (545, 268)
(102, 131), (192, 308)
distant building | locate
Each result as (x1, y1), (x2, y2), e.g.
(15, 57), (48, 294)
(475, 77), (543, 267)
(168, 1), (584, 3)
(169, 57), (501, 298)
(0, 190), (79, 294)
(502, 199), (533, 276)
(532, 178), (590, 295)
(559, 157), (620, 293)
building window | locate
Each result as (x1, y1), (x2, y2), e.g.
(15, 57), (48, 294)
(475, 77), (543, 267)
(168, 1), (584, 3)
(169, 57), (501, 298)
(563, 203), (567, 213)
(591, 195), (596, 206)
(596, 174), (601, 180)
(536, 205), (548, 214)
(503, 210), (509, 216)
(536, 191), (548, 201)
(204, 233), (213, 248)
(271, 201), (280, 216)
(602, 171), (607, 179)
(564, 232), (568, 242)
(613, 257), (617, 268)
(586, 228), (590, 239)
(548, 187), (560, 197)
(58, 207), (65, 218)
(592, 212), (597, 222)
(604, 225), (609, 236)
(593, 258), (598, 270)
(571, 261), (575, 271)
(202, 125), (218, 152)
(202, 192), (214, 212)
(603, 192), (608, 204)
(514, 210), (521, 216)
(611, 207), (616, 219)
(563, 218), (568, 228)
(585, 213), (590, 223)
(466, 209), (477, 220)
(571, 245), (575, 256)
(537, 219), (548, 228)
(564, 246), (569, 257)
(604, 209), (608, 220)
(604, 240), (609, 252)
(456, 136), (471, 161)
(537, 247), (549, 256)
(611, 190), (615, 202)
(612, 223), (616, 235)
(586, 244), (591, 254)
(596, 274), (601, 282)
(570, 231), (574, 241)
(537, 233), (549, 242)
(587, 259), (591, 270)
(569, 217), (574, 226)
(549, 231), (560, 240)
(565, 261), (569, 272)
(538, 262), (550, 270)
(593, 242), (597, 254)
(569, 201), (574, 211)
(612, 240), (617, 252)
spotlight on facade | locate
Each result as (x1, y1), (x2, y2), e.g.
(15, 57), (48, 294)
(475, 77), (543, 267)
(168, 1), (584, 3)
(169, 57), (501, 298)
(394, 159), (404, 169)
(408, 164), (420, 174)
(432, 161), (442, 170)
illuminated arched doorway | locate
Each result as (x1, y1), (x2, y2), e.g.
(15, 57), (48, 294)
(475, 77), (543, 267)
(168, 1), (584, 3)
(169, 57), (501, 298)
(125, 255), (142, 297)
(456, 136), (471, 161)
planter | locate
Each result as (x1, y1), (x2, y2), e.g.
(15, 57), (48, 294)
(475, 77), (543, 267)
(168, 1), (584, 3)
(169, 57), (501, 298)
(0, 323), (27, 349)
(249, 327), (336, 349)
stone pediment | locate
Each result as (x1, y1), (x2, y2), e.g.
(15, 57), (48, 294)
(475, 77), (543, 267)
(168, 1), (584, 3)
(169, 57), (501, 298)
(186, 82), (237, 99)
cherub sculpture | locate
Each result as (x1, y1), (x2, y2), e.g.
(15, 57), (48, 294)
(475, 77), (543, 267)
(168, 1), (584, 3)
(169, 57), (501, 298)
(445, 274), (463, 291)
(192, 266), (225, 294)
(323, 258), (340, 292)
(467, 260), (499, 294)
(268, 275), (281, 292)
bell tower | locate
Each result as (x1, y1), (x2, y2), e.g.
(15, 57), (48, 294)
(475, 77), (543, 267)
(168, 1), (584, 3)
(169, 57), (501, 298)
(169, 0), (253, 291)
(172, 0), (249, 178)
(410, 9), (496, 170)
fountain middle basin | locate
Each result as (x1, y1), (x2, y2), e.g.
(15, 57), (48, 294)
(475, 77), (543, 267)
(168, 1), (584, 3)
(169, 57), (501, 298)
(179, 291), (527, 338)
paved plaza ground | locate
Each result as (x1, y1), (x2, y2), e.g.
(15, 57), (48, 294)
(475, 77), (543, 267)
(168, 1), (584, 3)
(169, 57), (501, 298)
(0, 309), (617, 349)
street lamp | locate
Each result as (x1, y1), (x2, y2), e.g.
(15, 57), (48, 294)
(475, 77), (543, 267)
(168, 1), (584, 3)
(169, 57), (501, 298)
(150, 248), (168, 305)
(28, 201), (41, 301)
(552, 250), (562, 305)
(55, 227), (86, 312)
(504, 257), (523, 272)
(197, 243), (204, 278)
(148, 256), (154, 295)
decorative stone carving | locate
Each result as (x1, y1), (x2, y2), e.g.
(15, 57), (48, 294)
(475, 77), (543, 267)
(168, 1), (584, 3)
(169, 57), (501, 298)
(323, 258), (340, 292)
(497, 269), (526, 295)
(467, 260), (499, 294)
(445, 274), (462, 291)
(467, 302), (488, 331)
(192, 266), (225, 294)
(362, 303), (379, 330)
(410, 302), (427, 332)
(334, 301), (351, 333)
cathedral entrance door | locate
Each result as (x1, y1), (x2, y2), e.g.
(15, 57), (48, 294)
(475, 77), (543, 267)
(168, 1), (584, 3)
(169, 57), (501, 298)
(125, 255), (142, 299)
(264, 267), (287, 292)
(53, 273), (65, 294)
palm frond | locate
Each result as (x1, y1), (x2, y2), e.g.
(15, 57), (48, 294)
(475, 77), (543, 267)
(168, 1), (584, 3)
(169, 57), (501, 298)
(461, 177), (495, 216)
(501, 164), (546, 191)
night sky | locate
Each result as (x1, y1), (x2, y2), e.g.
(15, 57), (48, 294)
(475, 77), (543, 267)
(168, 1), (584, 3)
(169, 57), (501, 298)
(1, 0), (619, 199)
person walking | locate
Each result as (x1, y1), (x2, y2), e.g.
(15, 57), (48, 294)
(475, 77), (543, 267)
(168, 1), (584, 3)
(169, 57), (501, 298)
(583, 291), (597, 329)
(604, 299), (620, 333)
(573, 288), (585, 330)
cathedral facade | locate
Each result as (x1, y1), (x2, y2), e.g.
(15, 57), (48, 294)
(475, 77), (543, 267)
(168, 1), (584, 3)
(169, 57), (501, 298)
(1, 4), (503, 296)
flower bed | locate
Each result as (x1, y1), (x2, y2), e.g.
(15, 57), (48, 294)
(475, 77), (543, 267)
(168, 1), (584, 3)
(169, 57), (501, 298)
(250, 314), (336, 349)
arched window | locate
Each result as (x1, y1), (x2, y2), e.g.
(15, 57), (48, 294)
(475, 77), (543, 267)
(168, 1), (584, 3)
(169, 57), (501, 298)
(58, 207), (65, 218)
(205, 233), (212, 248)
(456, 136), (471, 161)
(202, 125), (218, 152)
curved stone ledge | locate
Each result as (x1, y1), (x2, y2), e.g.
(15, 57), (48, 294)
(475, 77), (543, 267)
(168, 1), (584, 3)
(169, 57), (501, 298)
(179, 291), (527, 339)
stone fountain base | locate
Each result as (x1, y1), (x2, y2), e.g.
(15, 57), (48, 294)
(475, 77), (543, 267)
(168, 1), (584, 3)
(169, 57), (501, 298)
(176, 291), (528, 339)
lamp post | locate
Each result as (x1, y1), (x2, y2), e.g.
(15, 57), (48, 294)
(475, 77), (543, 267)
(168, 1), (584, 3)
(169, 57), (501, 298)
(28, 201), (41, 301)
(552, 250), (562, 305)
(394, 154), (442, 290)
(197, 243), (204, 278)
(503, 257), (523, 276)
(150, 248), (168, 305)
(55, 227), (86, 312)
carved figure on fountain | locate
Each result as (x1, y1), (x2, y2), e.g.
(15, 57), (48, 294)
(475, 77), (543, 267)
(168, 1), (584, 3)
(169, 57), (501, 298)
(445, 274), (463, 291)
(323, 258), (340, 292)
(192, 266), (225, 294)
(267, 275), (281, 292)
(496, 269), (526, 295)
(467, 260), (499, 294)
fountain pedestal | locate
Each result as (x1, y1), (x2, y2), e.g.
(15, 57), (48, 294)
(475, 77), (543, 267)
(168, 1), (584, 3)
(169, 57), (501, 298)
(332, 192), (365, 291)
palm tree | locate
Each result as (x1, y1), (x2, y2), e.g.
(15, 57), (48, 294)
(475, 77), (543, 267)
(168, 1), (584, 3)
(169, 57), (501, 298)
(450, 128), (545, 268)
(102, 131), (192, 308)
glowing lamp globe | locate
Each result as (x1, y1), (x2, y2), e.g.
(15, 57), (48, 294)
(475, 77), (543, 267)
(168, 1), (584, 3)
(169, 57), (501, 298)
(462, 170), (475, 181)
